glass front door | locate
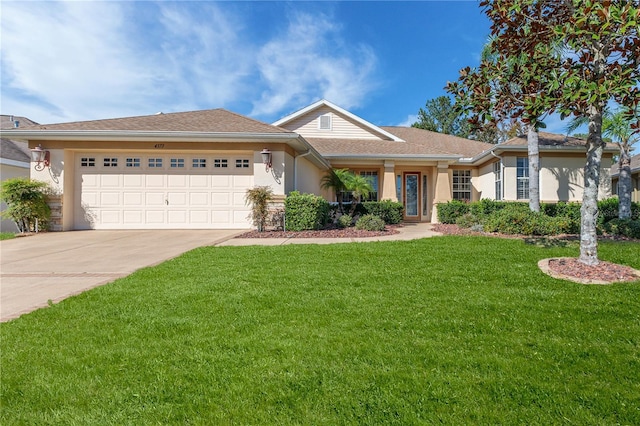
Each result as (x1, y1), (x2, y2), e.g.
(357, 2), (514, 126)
(405, 173), (419, 218)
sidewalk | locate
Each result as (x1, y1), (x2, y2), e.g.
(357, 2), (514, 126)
(217, 222), (441, 246)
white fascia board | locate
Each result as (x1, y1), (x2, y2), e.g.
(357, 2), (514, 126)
(0, 158), (30, 168)
(273, 99), (405, 142)
(322, 154), (461, 162)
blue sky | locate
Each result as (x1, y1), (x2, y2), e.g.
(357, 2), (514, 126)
(4, 1), (559, 132)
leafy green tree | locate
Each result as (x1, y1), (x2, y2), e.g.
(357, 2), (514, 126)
(0, 178), (51, 233)
(475, 0), (640, 266)
(567, 106), (640, 219)
(412, 96), (471, 137)
(448, 32), (563, 213)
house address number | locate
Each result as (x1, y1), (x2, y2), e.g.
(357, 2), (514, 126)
(154, 144), (165, 148)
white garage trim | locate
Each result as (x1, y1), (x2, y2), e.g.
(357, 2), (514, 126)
(75, 152), (254, 229)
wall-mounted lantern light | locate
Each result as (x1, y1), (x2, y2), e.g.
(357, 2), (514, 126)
(260, 148), (272, 172)
(30, 144), (50, 171)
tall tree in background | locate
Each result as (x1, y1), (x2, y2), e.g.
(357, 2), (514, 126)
(447, 31), (562, 213)
(412, 96), (470, 136)
(476, 0), (640, 266)
(567, 106), (640, 219)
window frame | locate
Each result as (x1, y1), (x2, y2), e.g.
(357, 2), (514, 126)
(452, 169), (472, 201)
(516, 157), (529, 200)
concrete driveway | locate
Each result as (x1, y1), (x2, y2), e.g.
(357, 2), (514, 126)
(0, 230), (241, 322)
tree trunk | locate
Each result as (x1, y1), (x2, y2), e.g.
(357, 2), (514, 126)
(528, 125), (540, 212)
(579, 109), (604, 266)
(618, 146), (632, 219)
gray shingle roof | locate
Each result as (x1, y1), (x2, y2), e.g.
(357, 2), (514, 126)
(611, 153), (640, 176)
(0, 115), (38, 163)
(14, 109), (290, 134)
(306, 126), (494, 158)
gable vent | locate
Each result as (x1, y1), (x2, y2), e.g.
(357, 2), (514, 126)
(319, 113), (331, 130)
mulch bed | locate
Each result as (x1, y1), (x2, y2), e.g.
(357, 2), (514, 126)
(546, 258), (640, 284)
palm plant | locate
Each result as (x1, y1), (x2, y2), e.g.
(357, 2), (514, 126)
(320, 169), (349, 213)
(567, 107), (639, 219)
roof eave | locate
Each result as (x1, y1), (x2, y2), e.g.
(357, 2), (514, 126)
(0, 130), (299, 143)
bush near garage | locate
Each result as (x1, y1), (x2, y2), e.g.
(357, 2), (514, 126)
(284, 191), (330, 231)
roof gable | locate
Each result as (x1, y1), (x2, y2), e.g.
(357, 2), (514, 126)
(273, 99), (404, 142)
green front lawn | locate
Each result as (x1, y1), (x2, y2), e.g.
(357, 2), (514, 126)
(2, 236), (639, 425)
(0, 232), (16, 240)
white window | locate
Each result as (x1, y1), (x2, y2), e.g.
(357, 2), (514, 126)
(494, 161), (502, 200)
(148, 158), (163, 168)
(360, 171), (378, 201)
(452, 170), (471, 201)
(80, 157), (95, 167)
(192, 158), (207, 168)
(517, 157), (529, 200)
(236, 159), (250, 168)
(126, 158), (141, 168)
(319, 113), (331, 130)
(103, 157), (118, 167)
(170, 158), (185, 168)
(214, 159), (228, 168)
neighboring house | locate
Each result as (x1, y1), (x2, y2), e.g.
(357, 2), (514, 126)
(611, 154), (640, 203)
(0, 115), (39, 232)
(0, 100), (615, 231)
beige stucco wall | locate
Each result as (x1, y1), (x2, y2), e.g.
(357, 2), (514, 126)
(254, 149), (286, 195)
(0, 161), (30, 232)
(499, 153), (613, 203)
(476, 160), (498, 200)
(294, 154), (324, 196)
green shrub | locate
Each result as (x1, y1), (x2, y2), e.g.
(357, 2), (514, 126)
(355, 214), (386, 231)
(337, 214), (353, 228)
(0, 178), (51, 233)
(284, 191), (329, 231)
(455, 213), (482, 229)
(362, 200), (404, 224)
(602, 218), (640, 239)
(437, 200), (470, 224)
(542, 202), (581, 234)
(483, 209), (571, 236)
(469, 199), (508, 217)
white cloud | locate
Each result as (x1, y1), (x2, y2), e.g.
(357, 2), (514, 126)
(1, 2), (379, 124)
(396, 114), (418, 127)
(251, 11), (378, 117)
(1, 1), (157, 122)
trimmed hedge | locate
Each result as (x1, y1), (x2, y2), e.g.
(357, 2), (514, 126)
(284, 191), (330, 231)
(338, 214), (353, 228)
(436, 200), (470, 224)
(601, 218), (640, 239)
(362, 200), (404, 224)
(483, 209), (572, 236)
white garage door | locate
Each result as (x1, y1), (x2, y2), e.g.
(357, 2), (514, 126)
(75, 153), (254, 229)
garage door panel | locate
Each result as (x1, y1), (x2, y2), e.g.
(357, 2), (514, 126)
(145, 192), (165, 206)
(123, 210), (143, 224)
(100, 175), (120, 187)
(146, 175), (165, 187)
(123, 175), (144, 187)
(189, 192), (209, 205)
(189, 175), (209, 187)
(189, 210), (209, 223)
(145, 211), (165, 223)
(168, 175), (187, 187)
(76, 153), (253, 229)
(100, 192), (120, 206)
(212, 176), (231, 187)
(123, 192), (143, 206)
(212, 192), (230, 206)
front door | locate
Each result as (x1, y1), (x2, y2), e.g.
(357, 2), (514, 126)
(404, 173), (420, 221)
